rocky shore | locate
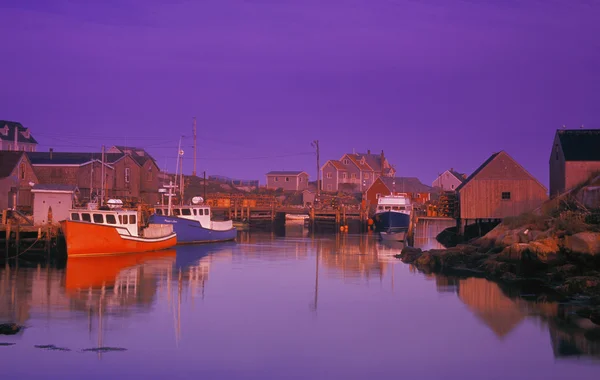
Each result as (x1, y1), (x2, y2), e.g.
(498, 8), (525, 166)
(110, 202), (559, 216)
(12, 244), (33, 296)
(397, 206), (600, 332)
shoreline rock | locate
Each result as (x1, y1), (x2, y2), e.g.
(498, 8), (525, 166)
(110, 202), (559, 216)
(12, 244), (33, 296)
(397, 225), (600, 312)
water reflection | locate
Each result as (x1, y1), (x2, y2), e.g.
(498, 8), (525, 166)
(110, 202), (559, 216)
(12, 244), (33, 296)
(1, 233), (599, 377)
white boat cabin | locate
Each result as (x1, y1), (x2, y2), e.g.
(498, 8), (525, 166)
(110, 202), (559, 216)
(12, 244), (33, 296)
(69, 209), (140, 237)
(154, 205), (234, 231)
(154, 206), (211, 227)
(376, 194), (412, 215)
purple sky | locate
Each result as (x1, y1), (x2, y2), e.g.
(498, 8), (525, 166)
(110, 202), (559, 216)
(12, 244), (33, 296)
(1, 0), (599, 187)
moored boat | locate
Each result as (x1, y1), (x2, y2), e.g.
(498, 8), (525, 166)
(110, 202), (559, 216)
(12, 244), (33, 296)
(149, 197), (237, 245)
(373, 194), (412, 237)
(60, 200), (177, 257)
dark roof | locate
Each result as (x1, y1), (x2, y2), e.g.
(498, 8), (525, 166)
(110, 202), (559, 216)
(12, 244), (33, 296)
(455, 152), (501, 192)
(26, 151), (145, 166)
(0, 151), (24, 178)
(110, 146), (157, 167)
(449, 169), (466, 181)
(557, 129), (600, 161)
(27, 152), (105, 165)
(266, 171), (307, 176)
(355, 152), (383, 172)
(0, 120), (38, 144)
(379, 176), (434, 193)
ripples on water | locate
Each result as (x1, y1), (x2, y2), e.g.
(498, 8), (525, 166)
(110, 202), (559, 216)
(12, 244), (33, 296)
(1, 227), (599, 379)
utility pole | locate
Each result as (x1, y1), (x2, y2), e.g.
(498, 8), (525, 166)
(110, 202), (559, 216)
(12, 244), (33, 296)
(203, 170), (207, 201)
(192, 116), (197, 177)
(101, 145), (105, 206)
(312, 140), (320, 200)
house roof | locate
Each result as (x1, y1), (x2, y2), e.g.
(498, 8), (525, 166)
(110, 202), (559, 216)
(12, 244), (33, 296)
(0, 151), (25, 178)
(456, 151), (546, 192)
(26, 152), (141, 167)
(110, 145), (158, 167)
(346, 154), (373, 171)
(0, 120), (38, 144)
(448, 169), (467, 182)
(355, 152), (385, 172)
(323, 160), (347, 171)
(556, 129), (600, 161)
(31, 184), (78, 193)
(379, 176), (434, 193)
(455, 152), (501, 192)
(266, 171), (307, 176)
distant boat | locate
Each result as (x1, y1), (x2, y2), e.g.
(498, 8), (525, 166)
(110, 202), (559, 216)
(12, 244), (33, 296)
(149, 197), (237, 245)
(61, 200), (177, 257)
(373, 194), (412, 239)
(285, 214), (309, 223)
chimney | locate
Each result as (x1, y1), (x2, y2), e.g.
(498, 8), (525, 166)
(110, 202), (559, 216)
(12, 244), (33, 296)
(451, 167), (454, 172)
(380, 150), (385, 176)
(49, 148), (53, 160)
(367, 149), (370, 155)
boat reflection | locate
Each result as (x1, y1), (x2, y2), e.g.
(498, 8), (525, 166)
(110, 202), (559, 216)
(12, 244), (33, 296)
(65, 250), (177, 313)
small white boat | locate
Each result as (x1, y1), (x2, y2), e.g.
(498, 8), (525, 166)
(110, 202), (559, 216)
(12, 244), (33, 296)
(285, 214), (309, 224)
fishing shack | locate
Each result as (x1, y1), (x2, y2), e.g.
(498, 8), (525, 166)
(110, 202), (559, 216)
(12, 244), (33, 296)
(31, 184), (79, 225)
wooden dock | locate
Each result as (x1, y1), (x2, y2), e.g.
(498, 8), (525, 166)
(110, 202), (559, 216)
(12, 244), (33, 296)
(211, 202), (370, 231)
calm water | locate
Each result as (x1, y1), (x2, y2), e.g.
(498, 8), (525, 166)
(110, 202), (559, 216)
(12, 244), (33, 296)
(1, 227), (599, 379)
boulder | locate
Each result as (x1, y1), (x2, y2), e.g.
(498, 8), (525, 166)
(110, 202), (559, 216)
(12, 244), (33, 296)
(556, 276), (600, 296)
(528, 237), (562, 265)
(415, 253), (437, 271)
(479, 257), (513, 276)
(497, 243), (530, 262)
(399, 246), (422, 263)
(0, 323), (22, 335)
(563, 232), (600, 256)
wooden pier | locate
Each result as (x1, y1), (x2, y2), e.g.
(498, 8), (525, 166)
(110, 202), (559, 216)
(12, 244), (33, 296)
(211, 200), (370, 231)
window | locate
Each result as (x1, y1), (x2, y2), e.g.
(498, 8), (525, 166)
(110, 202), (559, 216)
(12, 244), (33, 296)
(351, 173), (356, 179)
(119, 215), (126, 224)
(129, 215), (136, 224)
(502, 192), (511, 200)
(82, 213), (91, 222)
(155, 209), (163, 216)
(173, 209), (181, 215)
(192, 209), (197, 215)
(93, 214), (104, 223)
(451, 184), (454, 190)
(71, 213), (80, 221)
(20, 164), (25, 180)
(326, 173), (332, 179)
(275, 177), (279, 182)
(125, 167), (130, 183)
(343, 159), (349, 165)
(285, 177), (290, 182)
(342, 173), (347, 179)
(206, 209), (210, 216)
(555, 144), (559, 160)
(376, 193), (381, 199)
(299, 177), (303, 182)
(147, 167), (153, 181)
(182, 209), (192, 216)
(106, 214), (117, 224)
(364, 173), (369, 179)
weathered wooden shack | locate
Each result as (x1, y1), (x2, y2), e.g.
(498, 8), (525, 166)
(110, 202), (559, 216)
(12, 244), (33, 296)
(0, 151), (38, 210)
(549, 129), (600, 197)
(266, 171), (309, 191)
(31, 184), (78, 225)
(456, 151), (548, 221)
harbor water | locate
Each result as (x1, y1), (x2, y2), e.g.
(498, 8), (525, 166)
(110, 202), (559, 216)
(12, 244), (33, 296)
(1, 228), (599, 379)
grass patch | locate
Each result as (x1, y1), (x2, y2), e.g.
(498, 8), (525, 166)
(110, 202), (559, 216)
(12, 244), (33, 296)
(503, 212), (549, 230)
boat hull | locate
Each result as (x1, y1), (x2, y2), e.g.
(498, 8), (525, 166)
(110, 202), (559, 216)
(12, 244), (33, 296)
(373, 211), (411, 231)
(148, 214), (237, 244)
(60, 220), (177, 257)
